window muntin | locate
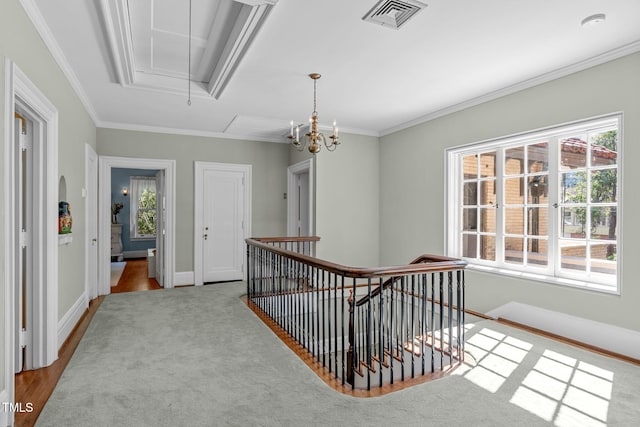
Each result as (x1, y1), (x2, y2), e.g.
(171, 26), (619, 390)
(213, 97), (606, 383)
(130, 176), (157, 239)
(448, 116), (620, 291)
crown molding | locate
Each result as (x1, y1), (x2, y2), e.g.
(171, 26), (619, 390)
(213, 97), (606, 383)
(97, 119), (379, 144)
(19, 0), (99, 125)
(97, 121), (288, 144)
(380, 39), (640, 137)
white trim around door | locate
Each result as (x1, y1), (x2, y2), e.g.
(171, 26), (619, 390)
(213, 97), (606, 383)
(194, 161), (252, 286)
(3, 59), (59, 426)
(85, 144), (99, 301)
(98, 156), (176, 295)
(287, 159), (314, 237)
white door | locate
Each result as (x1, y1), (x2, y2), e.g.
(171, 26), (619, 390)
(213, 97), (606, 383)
(194, 162), (251, 285)
(155, 170), (165, 286)
(202, 169), (244, 282)
(85, 145), (99, 300)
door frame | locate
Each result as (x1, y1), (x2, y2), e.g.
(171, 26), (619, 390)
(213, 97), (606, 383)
(193, 161), (251, 286)
(3, 59), (59, 424)
(98, 156), (176, 295)
(287, 159), (314, 236)
(85, 144), (99, 300)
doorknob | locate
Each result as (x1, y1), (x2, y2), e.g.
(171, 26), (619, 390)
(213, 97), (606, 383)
(92, 238), (97, 245)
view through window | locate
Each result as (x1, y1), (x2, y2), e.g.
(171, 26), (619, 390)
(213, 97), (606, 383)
(447, 115), (620, 291)
(130, 176), (157, 238)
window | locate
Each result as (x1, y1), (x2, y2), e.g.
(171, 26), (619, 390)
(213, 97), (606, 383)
(130, 176), (157, 239)
(447, 115), (621, 292)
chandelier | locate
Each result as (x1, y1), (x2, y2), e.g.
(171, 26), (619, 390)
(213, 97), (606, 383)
(288, 73), (340, 154)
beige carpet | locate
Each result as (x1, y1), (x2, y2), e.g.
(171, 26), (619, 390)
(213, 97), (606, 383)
(109, 262), (126, 287)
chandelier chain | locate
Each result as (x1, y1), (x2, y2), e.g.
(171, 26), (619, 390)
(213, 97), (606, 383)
(313, 78), (317, 115)
(187, 0), (192, 106)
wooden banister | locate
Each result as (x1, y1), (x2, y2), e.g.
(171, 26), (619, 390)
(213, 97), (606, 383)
(353, 254), (465, 307)
(245, 236), (467, 391)
(246, 238), (466, 279)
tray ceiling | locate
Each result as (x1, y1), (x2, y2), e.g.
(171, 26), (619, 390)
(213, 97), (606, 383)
(24, 0), (640, 142)
(99, 0), (277, 99)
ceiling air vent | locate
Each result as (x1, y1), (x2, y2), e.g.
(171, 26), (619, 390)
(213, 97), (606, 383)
(362, 0), (427, 30)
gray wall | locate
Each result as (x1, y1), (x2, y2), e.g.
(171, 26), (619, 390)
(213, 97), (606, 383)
(380, 52), (640, 332)
(288, 134), (381, 268)
(314, 133), (380, 267)
(96, 128), (289, 273)
(1, 0), (97, 393)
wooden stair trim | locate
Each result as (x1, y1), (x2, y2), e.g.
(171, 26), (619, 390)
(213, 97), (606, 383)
(244, 296), (462, 397)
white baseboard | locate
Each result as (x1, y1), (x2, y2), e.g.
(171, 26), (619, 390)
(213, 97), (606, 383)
(174, 271), (194, 286)
(487, 302), (640, 360)
(123, 250), (150, 259)
(57, 292), (88, 350)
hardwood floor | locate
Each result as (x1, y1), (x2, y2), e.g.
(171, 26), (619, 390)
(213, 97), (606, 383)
(13, 258), (161, 426)
(111, 258), (163, 293)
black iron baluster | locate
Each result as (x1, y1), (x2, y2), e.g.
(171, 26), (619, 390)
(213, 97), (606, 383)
(321, 269), (326, 367)
(340, 274), (345, 384)
(400, 276), (406, 382)
(315, 266), (320, 361)
(410, 274), (416, 379)
(421, 273), (426, 376)
(461, 270), (465, 359)
(305, 263), (310, 350)
(448, 271), (453, 368)
(389, 276), (395, 385)
(377, 277), (384, 388)
(430, 272), (435, 373)
(333, 272), (338, 377)
(439, 272), (444, 371)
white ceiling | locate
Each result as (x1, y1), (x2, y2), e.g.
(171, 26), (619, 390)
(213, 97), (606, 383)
(26, 0), (640, 142)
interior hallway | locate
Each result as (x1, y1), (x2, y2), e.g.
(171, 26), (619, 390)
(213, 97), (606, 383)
(111, 258), (163, 293)
(14, 259), (162, 426)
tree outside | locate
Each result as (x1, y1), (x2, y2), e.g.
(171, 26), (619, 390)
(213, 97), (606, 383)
(562, 130), (617, 260)
(137, 188), (156, 236)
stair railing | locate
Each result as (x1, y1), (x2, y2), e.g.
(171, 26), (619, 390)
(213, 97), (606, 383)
(245, 237), (466, 390)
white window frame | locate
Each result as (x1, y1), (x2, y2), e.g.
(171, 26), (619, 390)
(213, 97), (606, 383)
(446, 114), (622, 294)
(130, 176), (157, 240)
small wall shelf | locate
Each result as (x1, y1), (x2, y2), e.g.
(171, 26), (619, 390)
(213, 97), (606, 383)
(58, 233), (73, 245)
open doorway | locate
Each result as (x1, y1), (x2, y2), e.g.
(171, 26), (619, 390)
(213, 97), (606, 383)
(287, 159), (314, 237)
(3, 59), (59, 426)
(98, 157), (175, 296)
(110, 168), (162, 291)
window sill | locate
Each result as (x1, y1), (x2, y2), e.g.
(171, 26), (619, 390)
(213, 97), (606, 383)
(130, 236), (156, 241)
(465, 263), (619, 296)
